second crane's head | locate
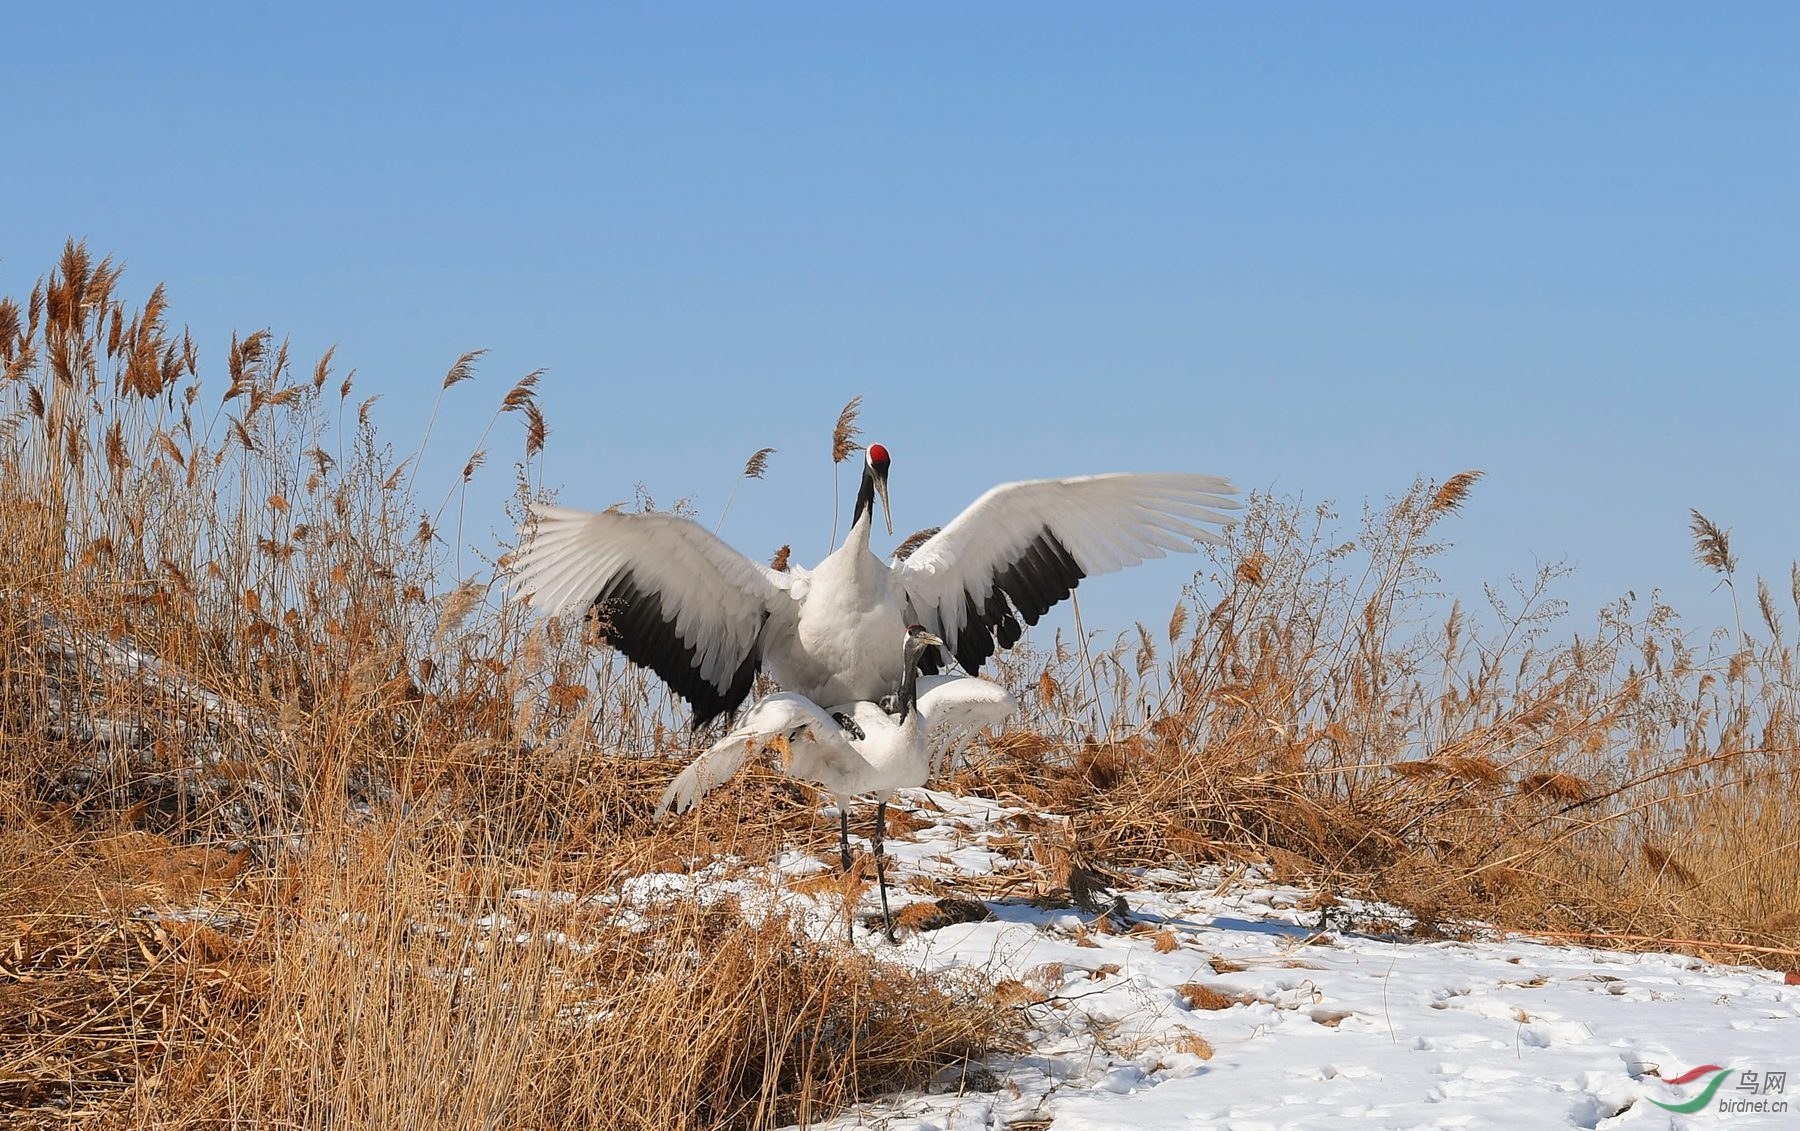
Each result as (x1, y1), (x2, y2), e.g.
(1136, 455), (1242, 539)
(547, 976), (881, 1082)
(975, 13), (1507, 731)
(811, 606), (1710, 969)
(903, 622), (944, 659)
(858, 443), (893, 536)
(893, 623), (945, 721)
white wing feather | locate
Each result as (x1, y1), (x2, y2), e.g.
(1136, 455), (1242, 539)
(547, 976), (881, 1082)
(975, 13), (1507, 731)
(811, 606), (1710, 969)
(512, 504), (789, 692)
(916, 675), (1020, 776)
(893, 473), (1238, 665)
(654, 693), (836, 817)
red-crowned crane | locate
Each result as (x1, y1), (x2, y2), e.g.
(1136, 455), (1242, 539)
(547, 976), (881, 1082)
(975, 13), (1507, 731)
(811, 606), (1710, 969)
(511, 444), (1236, 726)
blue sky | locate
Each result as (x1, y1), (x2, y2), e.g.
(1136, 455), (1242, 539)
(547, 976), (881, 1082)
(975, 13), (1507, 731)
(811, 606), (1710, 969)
(4, 3), (1795, 644)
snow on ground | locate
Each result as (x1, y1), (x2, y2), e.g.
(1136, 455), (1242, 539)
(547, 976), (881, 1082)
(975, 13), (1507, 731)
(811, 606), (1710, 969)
(535, 789), (1800, 1130)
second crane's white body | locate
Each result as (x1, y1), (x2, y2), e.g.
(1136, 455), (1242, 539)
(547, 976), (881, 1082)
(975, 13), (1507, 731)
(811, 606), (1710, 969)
(513, 444), (1237, 726)
(656, 624), (1016, 941)
(656, 672), (1017, 819)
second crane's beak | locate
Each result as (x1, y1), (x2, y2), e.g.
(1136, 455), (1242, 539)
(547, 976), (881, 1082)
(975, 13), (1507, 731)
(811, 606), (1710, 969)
(767, 732), (792, 769)
(916, 629), (944, 647)
(875, 465), (892, 537)
(773, 725), (813, 769)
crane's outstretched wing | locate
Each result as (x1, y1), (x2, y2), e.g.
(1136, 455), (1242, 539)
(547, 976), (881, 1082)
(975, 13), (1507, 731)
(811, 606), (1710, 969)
(655, 693), (844, 817)
(512, 504), (793, 726)
(893, 473), (1238, 676)
(916, 675), (1020, 776)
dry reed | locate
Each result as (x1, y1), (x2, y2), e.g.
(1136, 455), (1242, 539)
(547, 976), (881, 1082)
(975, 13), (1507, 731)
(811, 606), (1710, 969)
(2, 241), (1796, 1129)
(0, 244), (1013, 1129)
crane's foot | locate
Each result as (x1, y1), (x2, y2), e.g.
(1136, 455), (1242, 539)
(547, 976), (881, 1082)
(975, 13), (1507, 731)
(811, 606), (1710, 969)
(831, 712), (865, 740)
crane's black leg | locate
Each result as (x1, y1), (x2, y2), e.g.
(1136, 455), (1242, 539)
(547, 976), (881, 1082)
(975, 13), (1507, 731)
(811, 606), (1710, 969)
(837, 805), (858, 943)
(874, 798), (897, 944)
(836, 804), (859, 943)
(837, 806), (854, 873)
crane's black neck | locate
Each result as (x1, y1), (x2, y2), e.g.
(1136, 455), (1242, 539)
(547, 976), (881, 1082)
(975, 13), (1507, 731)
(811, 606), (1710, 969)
(895, 646), (922, 724)
(852, 462), (878, 532)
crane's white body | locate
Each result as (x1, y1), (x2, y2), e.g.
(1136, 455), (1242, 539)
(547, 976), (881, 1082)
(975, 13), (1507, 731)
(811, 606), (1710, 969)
(774, 520), (909, 708)
(512, 449), (1236, 726)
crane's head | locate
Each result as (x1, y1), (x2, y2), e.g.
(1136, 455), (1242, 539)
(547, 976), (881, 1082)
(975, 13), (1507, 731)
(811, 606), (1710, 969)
(893, 624), (944, 722)
(866, 443), (892, 535)
(903, 623), (943, 659)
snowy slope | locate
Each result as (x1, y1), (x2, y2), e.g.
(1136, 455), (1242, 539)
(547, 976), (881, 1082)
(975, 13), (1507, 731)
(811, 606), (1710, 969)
(544, 788), (1799, 1130)
(796, 791), (1797, 1131)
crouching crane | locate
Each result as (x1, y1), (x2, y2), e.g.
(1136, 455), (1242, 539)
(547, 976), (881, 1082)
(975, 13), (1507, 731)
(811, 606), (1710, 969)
(655, 625), (1017, 942)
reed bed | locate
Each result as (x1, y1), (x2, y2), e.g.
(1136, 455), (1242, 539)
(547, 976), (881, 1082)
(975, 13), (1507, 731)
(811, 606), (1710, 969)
(0, 243), (1794, 1127)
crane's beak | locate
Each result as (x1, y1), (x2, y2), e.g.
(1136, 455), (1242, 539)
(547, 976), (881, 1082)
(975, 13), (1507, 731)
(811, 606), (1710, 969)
(767, 731), (798, 769)
(916, 629), (944, 647)
(773, 724), (814, 769)
(874, 465), (892, 536)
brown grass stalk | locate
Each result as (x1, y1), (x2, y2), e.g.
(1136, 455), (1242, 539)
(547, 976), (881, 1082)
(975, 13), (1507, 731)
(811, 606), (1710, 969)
(0, 245), (1015, 1128)
(2, 241), (1797, 1128)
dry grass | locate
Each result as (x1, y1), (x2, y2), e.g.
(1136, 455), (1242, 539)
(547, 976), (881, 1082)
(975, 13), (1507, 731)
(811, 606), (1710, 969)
(0, 244), (1012, 1128)
(2, 241), (1796, 1125)
(954, 479), (1800, 961)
